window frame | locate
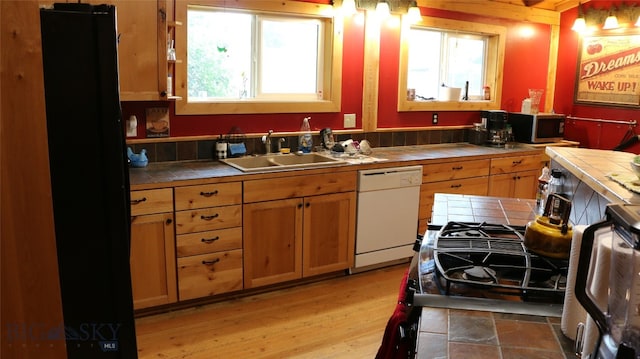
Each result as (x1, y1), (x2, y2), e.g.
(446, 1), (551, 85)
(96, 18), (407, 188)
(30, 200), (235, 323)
(397, 16), (506, 112)
(175, 0), (341, 115)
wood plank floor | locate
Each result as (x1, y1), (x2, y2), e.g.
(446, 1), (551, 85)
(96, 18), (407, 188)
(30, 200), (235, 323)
(135, 264), (407, 359)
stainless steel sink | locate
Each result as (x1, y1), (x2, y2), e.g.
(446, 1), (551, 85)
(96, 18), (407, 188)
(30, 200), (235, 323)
(221, 153), (345, 172)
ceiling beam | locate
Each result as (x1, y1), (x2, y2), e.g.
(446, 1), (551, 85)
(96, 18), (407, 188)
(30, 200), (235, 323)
(417, 0), (561, 25)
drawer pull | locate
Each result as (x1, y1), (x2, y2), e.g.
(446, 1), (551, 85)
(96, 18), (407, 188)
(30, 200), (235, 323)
(512, 160), (523, 165)
(200, 214), (219, 221)
(200, 190), (219, 197)
(201, 236), (220, 244)
(452, 166), (463, 170)
(131, 197), (147, 204)
(202, 258), (220, 265)
(450, 184), (462, 188)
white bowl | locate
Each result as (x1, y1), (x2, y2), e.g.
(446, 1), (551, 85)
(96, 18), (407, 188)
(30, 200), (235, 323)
(630, 161), (640, 178)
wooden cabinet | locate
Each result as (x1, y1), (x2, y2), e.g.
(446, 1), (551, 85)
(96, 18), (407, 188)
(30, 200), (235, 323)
(243, 173), (357, 289)
(129, 188), (177, 310)
(302, 192), (355, 277)
(419, 159), (490, 234)
(488, 171), (538, 199)
(244, 198), (303, 288)
(90, 0), (169, 100)
(488, 154), (541, 199)
(175, 182), (243, 301)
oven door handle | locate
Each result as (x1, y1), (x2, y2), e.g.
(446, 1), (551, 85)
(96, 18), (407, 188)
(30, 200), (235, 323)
(574, 218), (612, 336)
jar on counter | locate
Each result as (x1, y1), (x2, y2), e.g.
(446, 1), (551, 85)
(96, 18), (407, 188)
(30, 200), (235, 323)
(483, 85), (491, 100)
(536, 166), (550, 213)
(547, 169), (564, 197)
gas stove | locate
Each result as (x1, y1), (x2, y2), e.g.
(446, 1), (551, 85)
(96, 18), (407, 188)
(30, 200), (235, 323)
(411, 221), (568, 316)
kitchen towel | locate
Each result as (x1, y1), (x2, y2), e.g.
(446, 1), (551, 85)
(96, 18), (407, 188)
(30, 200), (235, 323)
(561, 225), (588, 340)
(606, 172), (640, 194)
(581, 227), (614, 358)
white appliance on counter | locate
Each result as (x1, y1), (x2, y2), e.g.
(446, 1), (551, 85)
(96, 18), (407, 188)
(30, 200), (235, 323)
(354, 165), (422, 269)
(575, 204), (640, 359)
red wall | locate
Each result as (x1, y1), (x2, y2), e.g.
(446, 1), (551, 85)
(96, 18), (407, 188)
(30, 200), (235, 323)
(555, 1), (640, 152)
(124, 2), (613, 140)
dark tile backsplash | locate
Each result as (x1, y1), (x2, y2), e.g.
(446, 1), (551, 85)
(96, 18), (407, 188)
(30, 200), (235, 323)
(131, 129), (469, 163)
(177, 141), (197, 161)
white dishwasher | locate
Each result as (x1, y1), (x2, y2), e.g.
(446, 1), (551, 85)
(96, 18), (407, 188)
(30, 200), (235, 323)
(354, 165), (422, 269)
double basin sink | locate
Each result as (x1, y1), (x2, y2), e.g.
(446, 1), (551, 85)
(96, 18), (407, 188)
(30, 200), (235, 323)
(221, 152), (346, 172)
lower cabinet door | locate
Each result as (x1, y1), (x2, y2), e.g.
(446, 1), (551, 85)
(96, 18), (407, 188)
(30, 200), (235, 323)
(243, 198), (303, 289)
(177, 249), (243, 301)
(488, 170), (537, 199)
(302, 192), (355, 277)
(130, 213), (177, 310)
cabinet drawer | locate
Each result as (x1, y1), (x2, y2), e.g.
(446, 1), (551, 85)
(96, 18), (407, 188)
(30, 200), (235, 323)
(490, 155), (541, 175)
(422, 159), (490, 183)
(177, 249), (243, 301)
(175, 182), (242, 211)
(176, 227), (242, 257)
(243, 171), (357, 203)
(175, 205), (242, 234)
(130, 188), (173, 216)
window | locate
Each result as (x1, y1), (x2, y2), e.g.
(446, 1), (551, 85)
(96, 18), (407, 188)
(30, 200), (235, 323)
(398, 17), (506, 112)
(408, 29), (487, 100)
(175, 2), (342, 115)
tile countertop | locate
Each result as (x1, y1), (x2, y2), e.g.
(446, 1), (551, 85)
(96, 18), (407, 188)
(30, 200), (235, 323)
(546, 146), (640, 205)
(429, 193), (538, 227)
(128, 142), (542, 189)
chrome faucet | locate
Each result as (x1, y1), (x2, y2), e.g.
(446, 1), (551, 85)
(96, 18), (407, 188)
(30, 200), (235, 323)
(277, 138), (285, 153)
(262, 130), (274, 154)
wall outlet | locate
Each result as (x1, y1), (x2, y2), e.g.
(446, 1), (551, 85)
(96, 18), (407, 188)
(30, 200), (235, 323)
(432, 113), (439, 124)
(344, 113), (356, 128)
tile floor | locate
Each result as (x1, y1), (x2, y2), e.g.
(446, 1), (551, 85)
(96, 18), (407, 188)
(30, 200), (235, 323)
(416, 307), (576, 359)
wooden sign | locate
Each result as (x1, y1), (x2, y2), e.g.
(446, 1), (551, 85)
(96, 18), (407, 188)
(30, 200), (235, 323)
(575, 32), (640, 107)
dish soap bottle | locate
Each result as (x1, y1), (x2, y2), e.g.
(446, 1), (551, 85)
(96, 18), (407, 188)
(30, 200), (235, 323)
(299, 117), (312, 153)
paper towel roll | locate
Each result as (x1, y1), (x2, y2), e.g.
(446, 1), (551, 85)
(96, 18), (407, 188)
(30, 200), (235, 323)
(581, 227), (614, 357)
(561, 225), (588, 340)
(583, 317), (600, 358)
(608, 235), (635, 330)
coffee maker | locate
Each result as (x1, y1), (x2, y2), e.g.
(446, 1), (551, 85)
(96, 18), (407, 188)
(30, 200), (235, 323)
(575, 204), (640, 359)
(480, 110), (507, 146)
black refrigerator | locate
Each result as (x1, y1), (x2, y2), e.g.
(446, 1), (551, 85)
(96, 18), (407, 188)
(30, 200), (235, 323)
(40, 4), (137, 358)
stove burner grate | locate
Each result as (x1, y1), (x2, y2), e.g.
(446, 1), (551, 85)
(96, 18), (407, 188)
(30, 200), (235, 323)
(430, 221), (568, 300)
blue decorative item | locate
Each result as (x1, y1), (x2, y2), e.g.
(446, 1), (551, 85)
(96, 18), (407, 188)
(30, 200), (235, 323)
(228, 143), (246, 157)
(127, 147), (148, 168)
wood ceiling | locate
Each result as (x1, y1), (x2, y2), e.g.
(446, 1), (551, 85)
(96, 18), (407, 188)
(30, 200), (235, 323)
(417, 0), (586, 25)
(498, 0), (580, 12)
